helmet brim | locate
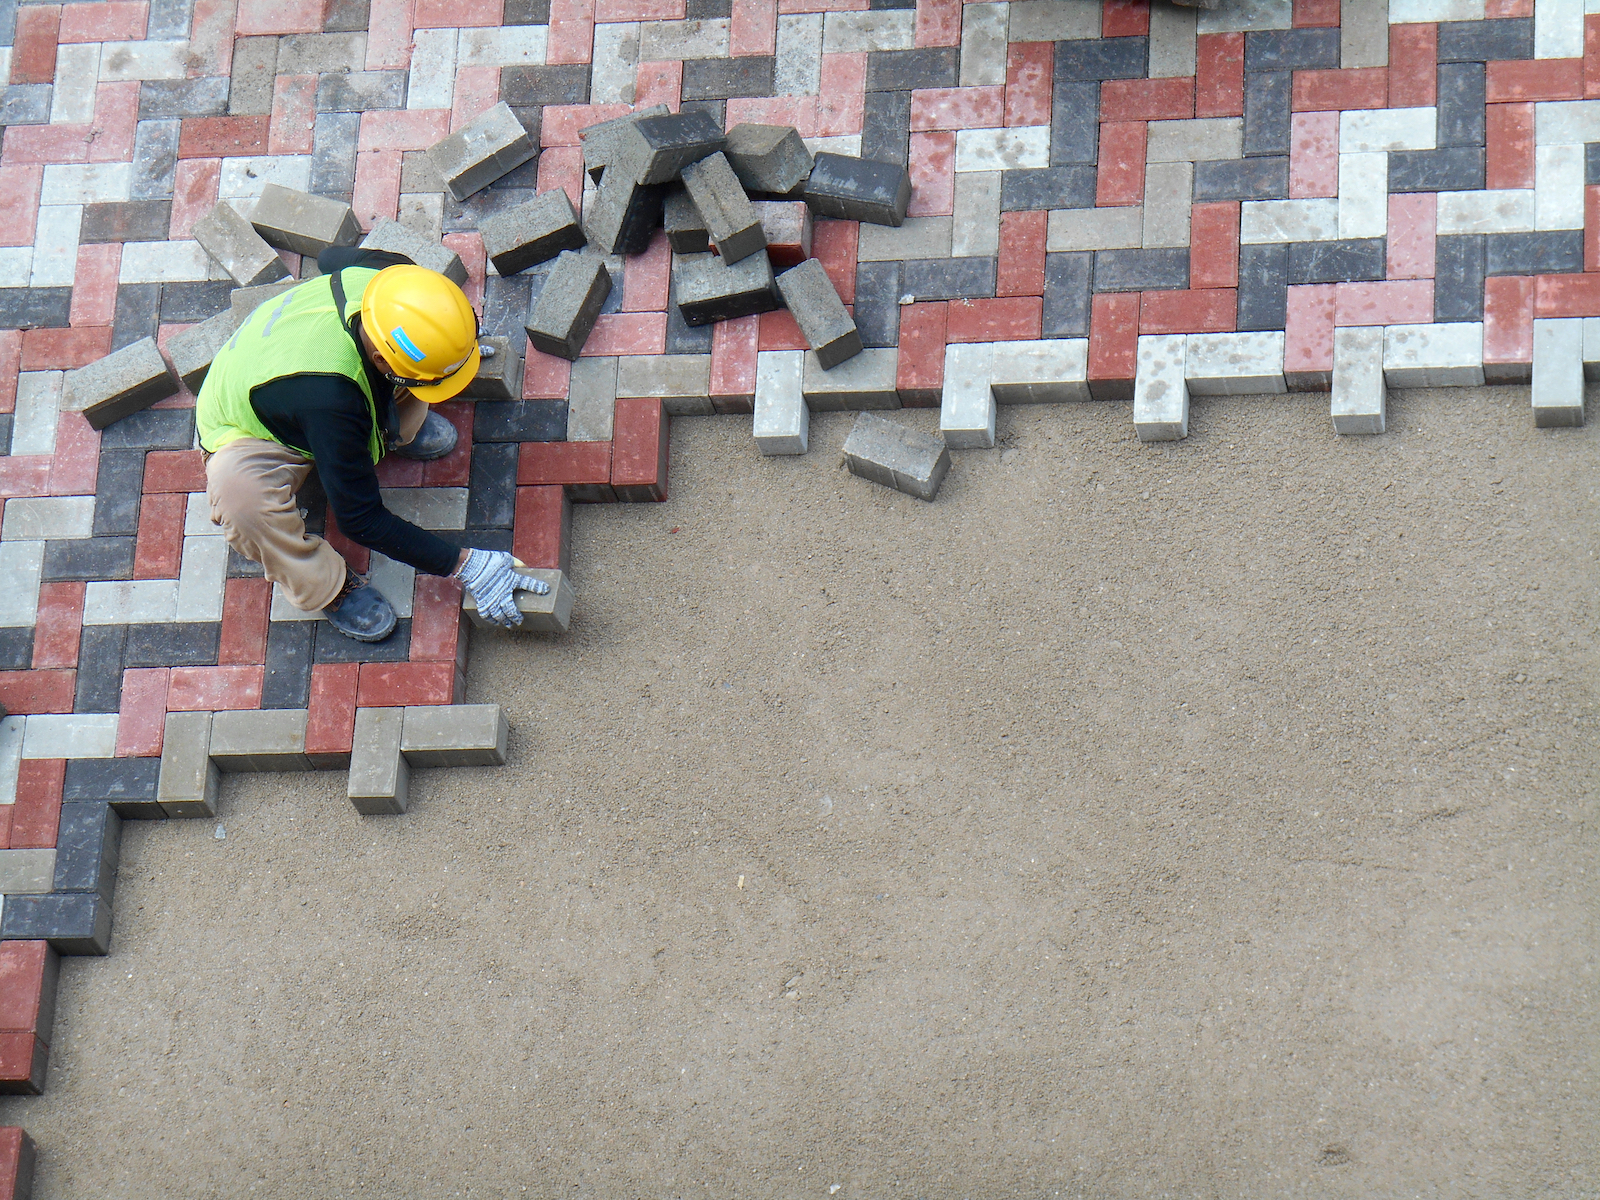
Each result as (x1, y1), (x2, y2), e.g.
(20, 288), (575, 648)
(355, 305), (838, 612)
(408, 342), (481, 403)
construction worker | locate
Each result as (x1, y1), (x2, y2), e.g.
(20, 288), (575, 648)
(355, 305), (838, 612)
(197, 247), (547, 641)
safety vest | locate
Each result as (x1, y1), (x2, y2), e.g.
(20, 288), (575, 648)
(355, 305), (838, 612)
(197, 268), (387, 463)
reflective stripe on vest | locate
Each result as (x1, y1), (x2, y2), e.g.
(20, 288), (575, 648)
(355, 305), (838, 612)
(196, 268), (386, 464)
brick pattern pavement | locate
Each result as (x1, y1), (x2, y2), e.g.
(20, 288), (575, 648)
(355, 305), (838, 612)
(0, 0), (1595, 1182)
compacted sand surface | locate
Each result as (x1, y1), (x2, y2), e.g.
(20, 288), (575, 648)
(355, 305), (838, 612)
(2, 388), (1595, 1198)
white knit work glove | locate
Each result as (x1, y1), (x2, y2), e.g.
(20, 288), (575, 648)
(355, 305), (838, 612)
(454, 549), (549, 628)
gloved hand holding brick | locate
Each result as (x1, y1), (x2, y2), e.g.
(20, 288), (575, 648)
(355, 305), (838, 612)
(454, 549), (551, 629)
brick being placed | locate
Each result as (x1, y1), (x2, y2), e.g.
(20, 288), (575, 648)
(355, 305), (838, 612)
(360, 218), (468, 286)
(842, 412), (951, 502)
(723, 124), (814, 197)
(753, 202), (811, 268)
(400, 705), (509, 768)
(1183, 332), (1287, 395)
(348, 707), (408, 815)
(1331, 326), (1387, 436)
(776, 259), (862, 369)
(479, 190), (586, 277)
(250, 183), (362, 257)
(580, 104), (671, 183)
(461, 569), (574, 631)
(681, 152), (767, 264)
(800, 347), (898, 410)
(426, 101), (538, 202)
(610, 110), (726, 186)
(940, 342), (997, 449)
(804, 153), (913, 227)
(157, 710), (219, 818)
(988, 339), (1091, 403)
(460, 337), (523, 401)
(673, 251), (782, 325)
(61, 338), (179, 431)
(1133, 334), (1189, 442)
(166, 309), (243, 393)
(753, 350), (808, 455)
(664, 187), (710, 254)
(585, 174), (665, 256)
(524, 251), (613, 361)
(1382, 322), (1485, 388)
(191, 201), (290, 287)
(1531, 318), (1585, 428)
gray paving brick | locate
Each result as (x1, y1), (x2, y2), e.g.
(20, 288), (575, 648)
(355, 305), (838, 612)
(899, 256), (995, 300)
(1236, 243), (1288, 331)
(167, 308), (242, 392)
(682, 151), (767, 262)
(229, 36), (278, 116)
(62, 337), (179, 430)
(861, 89), (911, 166)
(801, 346), (897, 409)
(459, 336), (523, 400)
(525, 251), (612, 360)
(348, 707), (408, 815)
(682, 55), (776, 100)
(673, 250), (781, 324)
(251, 184), (363, 256)
(1438, 17), (1531, 62)
(311, 111), (360, 198)
(664, 186), (710, 253)
(723, 123), (813, 195)
(323, 0), (370, 30)
(579, 105), (671, 183)
(209, 709), (311, 772)
(160, 280), (233, 324)
(72, 625), (126, 711)
(804, 153), (911, 226)
(753, 350), (808, 453)
(1485, 231), (1584, 276)
(481, 189), (585, 276)
(1092, 248), (1189, 292)
(315, 70), (406, 112)
(664, 281), (716, 354)
(138, 77), (229, 118)
(1193, 156), (1288, 201)
(756, 200), (812, 267)
(82, 200), (172, 243)
(400, 705), (508, 768)
(777, 258), (861, 368)
(461, 567), (573, 631)
(277, 32), (367, 75)
(1043, 251), (1093, 337)
(565, 355), (616, 439)
(194, 200), (291, 286)
(1389, 146), (1484, 193)
(130, 117), (180, 200)
(1434, 234), (1485, 321)
(123, 622), (220, 668)
(426, 102), (538, 202)
(865, 46), (958, 90)
(360, 218), (468, 284)
(1286, 237), (1386, 284)
(158, 710), (219, 819)
(843, 411), (948, 500)
(999, 165), (1096, 211)
(613, 110), (726, 185)
(585, 175), (665, 255)
(1436, 61), (1485, 148)
(148, 0), (192, 37)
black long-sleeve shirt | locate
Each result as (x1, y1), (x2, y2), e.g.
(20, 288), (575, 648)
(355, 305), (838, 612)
(249, 248), (461, 578)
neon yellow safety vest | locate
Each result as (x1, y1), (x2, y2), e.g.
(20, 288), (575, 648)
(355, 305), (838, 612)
(197, 267), (387, 463)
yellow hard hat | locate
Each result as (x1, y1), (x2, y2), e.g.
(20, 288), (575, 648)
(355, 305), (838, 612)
(359, 264), (481, 403)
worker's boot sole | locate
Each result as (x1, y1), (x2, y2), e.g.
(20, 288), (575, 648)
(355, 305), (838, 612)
(391, 410), (459, 461)
(323, 578), (398, 642)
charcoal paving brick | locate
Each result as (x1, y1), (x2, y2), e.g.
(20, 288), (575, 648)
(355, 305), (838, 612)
(865, 47), (960, 91)
(505, 0), (552, 19)
(1245, 29), (1340, 71)
(46, 538), (136, 583)
(98, 408), (195, 451)
(0, 288), (72, 329)
(461, 528), (515, 552)
(614, 111), (727, 185)
(777, 259), (861, 368)
(1000, 166), (1097, 211)
(481, 189), (586, 275)
(1, 893), (114, 956)
(674, 250), (782, 324)
(228, 549), (266, 577)
(64, 757), (162, 815)
(1244, 71), (1291, 158)
(81, 201), (173, 244)
(446, 186), (538, 234)
(0, 627), (32, 671)
(680, 99), (727, 129)
(483, 275), (535, 336)
(93, 451), (146, 536)
(854, 261), (902, 347)
(901, 256), (996, 300)
(1587, 143), (1600, 186)
(1435, 234), (1486, 321)
(1485, 231), (1585, 276)
(130, 118), (180, 200)
(1237, 242), (1288, 332)
(316, 70), (406, 112)
(502, 65), (591, 108)
(473, 400), (569, 442)
(525, 251), (613, 359)
(262, 620), (314, 709)
(1093, 248), (1189, 292)
(682, 56), (777, 101)
(723, 124), (813, 196)
(54, 803), (122, 903)
(1287, 238), (1386, 284)
(138, 77), (230, 118)
(311, 111), (360, 197)
(315, 619), (412, 663)
(1043, 251), (1093, 337)
(664, 278), (715, 353)
(586, 176), (666, 255)
(805, 153), (912, 226)
(124, 623), (221, 668)
(664, 186), (711, 254)
(1052, 81), (1100, 165)
(73, 625), (126, 715)
(160, 281), (236, 324)
(467, 442), (519, 529)
(1389, 146), (1484, 192)
(1194, 157), (1288, 201)
(113, 283), (162, 351)
(1436, 62), (1486, 148)
(861, 90), (912, 166)
(1054, 37), (1147, 81)
(1437, 18), (1532, 62)
(0, 85), (51, 125)
(0, 414), (11, 456)
(686, 0), (730, 15)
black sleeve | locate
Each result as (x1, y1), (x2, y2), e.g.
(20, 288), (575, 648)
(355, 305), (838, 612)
(318, 247), (414, 274)
(251, 375), (462, 578)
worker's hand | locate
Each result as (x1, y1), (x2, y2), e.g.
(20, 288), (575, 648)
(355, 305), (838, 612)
(453, 549), (550, 628)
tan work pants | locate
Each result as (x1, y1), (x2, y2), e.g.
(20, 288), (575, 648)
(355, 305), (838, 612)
(205, 396), (429, 612)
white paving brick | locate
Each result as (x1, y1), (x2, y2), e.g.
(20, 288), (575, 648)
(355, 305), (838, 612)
(1184, 331), (1287, 395)
(183, 491), (223, 536)
(1535, 0), (1585, 58)
(31, 205), (82, 288)
(0, 543), (45, 628)
(1338, 152), (1389, 239)
(408, 28), (458, 109)
(1146, 118), (1242, 162)
(640, 19), (730, 61)
(1134, 334), (1189, 442)
(802, 134), (860, 157)
(119, 239), (215, 283)
(775, 14), (823, 95)
(270, 586), (324, 621)
(41, 162), (132, 206)
(753, 351), (808, 455)
(1382, 322), (1485, 387)
(83, 579), (180, 624)
(50, 42), (100, 124)
(1, 496), (96, 542)
(1435, 188), (1535, 234)
(218, 155), (313, 200)
(1197, 0), (1292, 32)
(1534, 144), (1585, 230)
(1006, 0), (1099, 40)
(379, 487), (469, 529)
(1142, 161), (1194, 248)
(1047, 206), (1144, 251)
(1240, 198), (1340, 243)
(10, 373), (63, 458)
(954, 126), (1050, 172)
(22, 714), (118, 759)
(0, 717), (22, 806)
(1148, 3), (1197, 78)
(1388, 0), (1481, 18)
(98, 39), (189, 80)
(1535, 100), (1600, 145)
(959, 2), (1009, 87)
(989, 339), (1090, 403)
(458, 25), (548, 66)
(950, 171), (1002, 257)
(940, 342), (997, 449)
(176, 535), (229, 622)
(822, 10), (914, 53)
(1331, 325), (1387, 434)
(1339, 107), (1437, 153)
(591, 23), (640, 105)
(1531, 318), (1585, 427)
(0, 249), (32, 289)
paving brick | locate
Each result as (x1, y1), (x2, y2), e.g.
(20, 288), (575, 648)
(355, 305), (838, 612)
(357, 217), (467, 285)
(1, 893), (112, 956)
(683, 54), (776, 100)
(774, 258), (861, 368)
(155, 709), (216, 818)
(938, 341), (995, 447)
(424, 101), (538, 202)
(60, 337), (178, 431)
(752, 349), (808, 454)
(1530, 316), (1585, 427)
(250, 183), (362, 256)
(1039, 251), (1092, 338)
(839, 411), (947, 500)
(1049, 80), (1100, 166)
(753, 200), (812, 269)
(1131, 332), (1189, 441)
(474, 398), (569, 442)
(1285, 237), (1386, 284)
(721, 122), (814, 196)
(1243, 69), (1292, 157)
(610, 395), (670, 502)
(799, 346), (898, 411)
(81, 200), (174, 244)
(517, 440), (615, 502)
(1236, 241), (1289, 331)
(1095, 121), (1147, 205)
(1485, 230), (1584, 276)
(1330, 324), (1386, 434)
(852, 261), (900, 348)
(347, 705), (407, 815)
(672, 249), (781, 324)
(479, 189), (585, 277)
(456, 336), (522, 402)
(804, 153), (912, 226)
(1182, 329), (1285, 393)
(259, 619), (315, 708)
(898, 255), (995, 301)
(860, 90), (915, 165)
(165, 308), (241, 392)
(206, 707), (311, 772)
(585, 174), (667, 256)
(682, 151), (767, 263)
(524, 250), (613, 360)
(1438, 17), (1533, 62)
(1382, 320), (1485, 387)
(1092, 247), (1189, 293)
(1196, 31), (1245, 117)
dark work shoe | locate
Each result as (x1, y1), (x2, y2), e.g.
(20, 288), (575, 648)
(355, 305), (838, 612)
(391, 410), (458, 461)
(323, 571), (397, 643)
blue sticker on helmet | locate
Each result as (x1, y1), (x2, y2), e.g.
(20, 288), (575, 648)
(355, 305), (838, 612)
(390, 326), (427, 363)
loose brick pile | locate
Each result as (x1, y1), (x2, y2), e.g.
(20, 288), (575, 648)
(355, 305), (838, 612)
(0, 0), (1595, 1184)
